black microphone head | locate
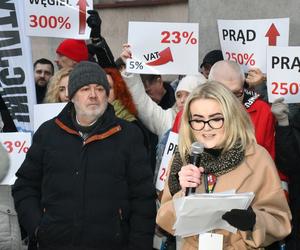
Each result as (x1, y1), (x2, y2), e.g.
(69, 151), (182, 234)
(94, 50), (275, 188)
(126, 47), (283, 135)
(191, 142), (204, 155)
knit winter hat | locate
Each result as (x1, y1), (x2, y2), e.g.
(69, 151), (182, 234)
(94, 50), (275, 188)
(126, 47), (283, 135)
(175, 74), (207, 95)
(56, 39), (88, 62)
(68, 61), (109, 98)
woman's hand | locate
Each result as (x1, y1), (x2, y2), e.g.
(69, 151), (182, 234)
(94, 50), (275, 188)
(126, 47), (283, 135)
(178, 164), (204, 191)
(120, 44), (132, 63)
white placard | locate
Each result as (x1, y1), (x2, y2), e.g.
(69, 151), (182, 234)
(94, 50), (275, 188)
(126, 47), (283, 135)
(267, 46), (300, 103)
(24, 0), (93, 39)
(0, 1), (36, 132)
(218, 18), (289, 73)
(34, 103), (66, 132)
(199, 233), (223, 250)
(156, 131), (178, 191)
(127, 22), (199, 75)
(0, 133), (32, 185)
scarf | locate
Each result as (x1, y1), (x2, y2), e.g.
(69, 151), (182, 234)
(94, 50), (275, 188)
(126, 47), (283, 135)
(112, 99), (136, 122)
(168, 142), (245, 196)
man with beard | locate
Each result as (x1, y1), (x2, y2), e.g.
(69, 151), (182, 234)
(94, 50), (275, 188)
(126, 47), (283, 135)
(13, 61), (156, 250)
(33, 58), (54, 103)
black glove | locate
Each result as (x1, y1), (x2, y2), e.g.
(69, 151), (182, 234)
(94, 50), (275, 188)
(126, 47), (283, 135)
(222, 206), (256, 231)
(87, 10), (101, 39)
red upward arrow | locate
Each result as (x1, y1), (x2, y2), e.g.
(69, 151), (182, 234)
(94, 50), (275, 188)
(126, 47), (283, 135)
(77, 0), (89, 34)
(146, 47), (173, 66)
(265, 23), (280, 46)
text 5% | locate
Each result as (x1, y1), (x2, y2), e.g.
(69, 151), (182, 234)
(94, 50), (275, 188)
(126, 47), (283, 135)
(225, 52), (255, 66)
(129, 61), (144, 70)
(29, 15), (71, 30)
(161, 31), (197, 45)
(3, 140), (29, 154)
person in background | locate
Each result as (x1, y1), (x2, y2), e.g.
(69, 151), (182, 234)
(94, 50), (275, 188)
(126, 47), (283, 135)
(43, 68), (71, 103)
(33, 58), (54, 104)
(12, 61), (156, 250)
(55, 39), (88, 69)
(0, 131), (22, 249)
(272, 97), (300, 250)
(115, 57), (126, 73)
(199, 49), (223, 78)
(140, 74), (175, 109)
(157, 81), (291, 250)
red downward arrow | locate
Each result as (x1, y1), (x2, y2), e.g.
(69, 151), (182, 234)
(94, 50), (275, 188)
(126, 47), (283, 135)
(265, 23), (280, 46)
(77, 0), (89, 34)
(146, 47), (173, 66)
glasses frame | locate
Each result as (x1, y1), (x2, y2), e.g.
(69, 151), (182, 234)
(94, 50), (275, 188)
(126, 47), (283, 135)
(189, 117), (224, 131)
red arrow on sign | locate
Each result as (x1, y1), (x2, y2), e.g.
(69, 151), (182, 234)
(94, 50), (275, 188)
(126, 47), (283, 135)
(265, 23), (280, 46)
(77, 0), (89, 34)
(146, 47), (173, 66)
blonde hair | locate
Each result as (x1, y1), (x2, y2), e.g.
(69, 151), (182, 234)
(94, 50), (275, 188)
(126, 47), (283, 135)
(44, 68), (72, 103)
(178, 81), (255, 162)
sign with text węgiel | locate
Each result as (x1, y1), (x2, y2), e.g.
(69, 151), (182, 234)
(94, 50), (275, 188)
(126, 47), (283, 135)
(0, 1), (36, 132)
(24, 0), (93, 39)
(267, 46), (300, 103)
(218, 18), (289, 73)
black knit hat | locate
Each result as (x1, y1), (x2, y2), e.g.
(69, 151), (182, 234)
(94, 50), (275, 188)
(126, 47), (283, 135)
(200, 50), (224, 68)
(68, 61), (109, 98)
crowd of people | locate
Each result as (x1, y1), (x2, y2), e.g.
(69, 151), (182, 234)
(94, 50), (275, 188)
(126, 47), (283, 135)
(0, 8), (299, 250)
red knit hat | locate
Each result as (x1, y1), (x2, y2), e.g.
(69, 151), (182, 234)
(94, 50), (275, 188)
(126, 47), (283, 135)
(56, 39), (88, 62)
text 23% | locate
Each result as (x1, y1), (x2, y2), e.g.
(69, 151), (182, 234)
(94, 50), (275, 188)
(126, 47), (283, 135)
(3, 140), (29, 154)
(161, 31), (197, 44)
(29, 15), (71, 29)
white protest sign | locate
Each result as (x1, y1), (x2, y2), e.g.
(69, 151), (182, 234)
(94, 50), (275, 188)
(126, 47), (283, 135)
(127, 22), (199, 75)
(34, 103), (66, 132)
(24, 0), (93, 39)
(267, 46), (300, 103)
(218, 18), (289, 73)
(156, 131), (178, 191)
(0, 133), (32, 185)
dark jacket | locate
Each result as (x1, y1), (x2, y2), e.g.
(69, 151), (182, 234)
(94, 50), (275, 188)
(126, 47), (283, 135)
(12, 103), (156, 250)
(274, 111), (300, 250)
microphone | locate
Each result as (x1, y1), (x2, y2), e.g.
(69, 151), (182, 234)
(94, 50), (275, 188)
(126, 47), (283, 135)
(185, 142), (204, 196)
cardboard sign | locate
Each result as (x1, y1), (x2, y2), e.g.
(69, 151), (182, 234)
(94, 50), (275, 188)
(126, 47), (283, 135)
(24, 0), (93, 39)
(218, 18), (289, 73)
(267, 46), (300, 103)
(0, 132), (32, 185)
(34, 103), (66, 132)
(127, 22), (199, 75)
(156, 131), (178, 191)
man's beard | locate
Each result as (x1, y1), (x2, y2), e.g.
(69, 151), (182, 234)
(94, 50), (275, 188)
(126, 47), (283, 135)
(75, 101), (108, 125)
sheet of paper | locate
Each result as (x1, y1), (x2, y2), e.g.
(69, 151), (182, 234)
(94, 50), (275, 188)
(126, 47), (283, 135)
(173, 191), (254, 237)
(199, 233), (223, 250)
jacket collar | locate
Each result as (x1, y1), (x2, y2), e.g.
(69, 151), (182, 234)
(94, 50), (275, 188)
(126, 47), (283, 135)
(55, 102), (121, 142)
(243, 89), (259, 110)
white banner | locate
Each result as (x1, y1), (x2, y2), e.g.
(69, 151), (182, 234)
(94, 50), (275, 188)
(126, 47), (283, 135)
(0, 1), (36, 132)
(156, 131), (178, 191)
(34, 103), (66, 132)
(0, 132), (32, 185)
(127, 22), (199, 75)
(267, 46), (300, 103)
(218, 18), (289, 73)
(24, 0), (93, 39)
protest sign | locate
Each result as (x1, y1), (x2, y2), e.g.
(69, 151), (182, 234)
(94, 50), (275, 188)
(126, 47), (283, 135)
(0, 132), (31, 184)
(156, 131), (178, 191)
(24, 0), (93, 39)
(127, 22), (199, 75)
(267, 46), (300, 103)
(218, 18), (289, 72)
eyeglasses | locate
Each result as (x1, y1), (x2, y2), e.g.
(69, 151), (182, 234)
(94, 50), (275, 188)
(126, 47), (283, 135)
(232, 88), (244, 98)
(189, 117), (224, 131)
